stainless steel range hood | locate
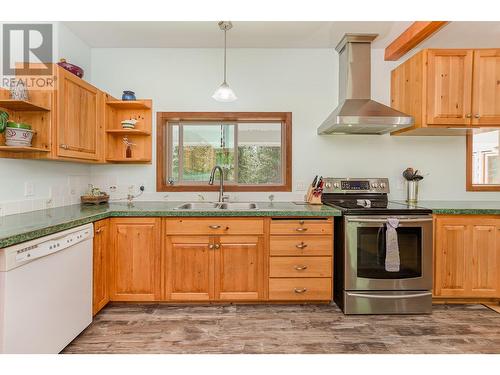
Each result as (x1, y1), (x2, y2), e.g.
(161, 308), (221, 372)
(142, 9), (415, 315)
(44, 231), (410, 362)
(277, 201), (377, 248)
(317, 34), (414, 135)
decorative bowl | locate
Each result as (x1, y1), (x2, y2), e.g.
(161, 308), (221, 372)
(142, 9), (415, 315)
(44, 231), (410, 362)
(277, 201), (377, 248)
(57, 58), (84, 78)
(121, 119), (138, 129)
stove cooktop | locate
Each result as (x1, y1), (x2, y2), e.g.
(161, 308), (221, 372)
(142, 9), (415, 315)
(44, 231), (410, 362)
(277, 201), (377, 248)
(323, 200), (432, 216)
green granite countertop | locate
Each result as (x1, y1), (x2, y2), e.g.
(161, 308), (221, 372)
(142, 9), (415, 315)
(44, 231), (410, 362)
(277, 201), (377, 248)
(0, 201), (341, 248)
(393, 200), (500, 215)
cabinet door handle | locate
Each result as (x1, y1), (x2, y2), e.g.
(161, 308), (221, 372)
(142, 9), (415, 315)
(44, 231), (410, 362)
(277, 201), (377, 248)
(296, 242), (308, 249)
(294, 288), (307, 294)
(214, 244), (220, 249)
(294, 265), (308, 271)
(209, 225), (221, 229)
(295, 227), (308, 232)
(95, 228), (103, 234)
(208, 244), (215, 249)
(474, 114), (480, 119)
(60, 144), (68, 149)
(465, 114), (472, 118)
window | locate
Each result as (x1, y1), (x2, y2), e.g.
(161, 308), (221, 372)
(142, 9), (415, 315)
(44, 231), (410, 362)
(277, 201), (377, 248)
(156, 112), (292, 192)
(467, 130), (500, 191)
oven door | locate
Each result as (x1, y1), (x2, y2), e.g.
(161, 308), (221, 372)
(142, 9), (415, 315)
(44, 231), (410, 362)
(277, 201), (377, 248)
(344, 215), (433, 291)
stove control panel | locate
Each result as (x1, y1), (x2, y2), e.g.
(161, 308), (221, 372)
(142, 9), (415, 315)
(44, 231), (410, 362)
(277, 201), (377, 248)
(322, 178), (390, 194)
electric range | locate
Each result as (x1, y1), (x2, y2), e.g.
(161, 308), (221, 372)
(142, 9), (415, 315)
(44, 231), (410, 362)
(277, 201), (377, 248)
(321, 178), (433, 315)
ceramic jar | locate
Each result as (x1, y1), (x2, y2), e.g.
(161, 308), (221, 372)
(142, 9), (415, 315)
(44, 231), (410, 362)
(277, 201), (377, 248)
(122, 91), (136, 100)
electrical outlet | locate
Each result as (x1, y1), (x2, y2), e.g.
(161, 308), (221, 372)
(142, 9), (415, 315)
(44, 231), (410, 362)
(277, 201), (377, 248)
(296, 181), (307, 191)
(24, 182), (34, 197)
(109, 185), (117, 192)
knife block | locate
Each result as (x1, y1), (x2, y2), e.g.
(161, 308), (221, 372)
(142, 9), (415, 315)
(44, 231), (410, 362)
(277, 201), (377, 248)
(305, 185), (323, 205)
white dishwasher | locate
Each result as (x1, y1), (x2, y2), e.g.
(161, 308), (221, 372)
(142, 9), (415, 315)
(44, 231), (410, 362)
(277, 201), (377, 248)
(0, 223), (93, 354)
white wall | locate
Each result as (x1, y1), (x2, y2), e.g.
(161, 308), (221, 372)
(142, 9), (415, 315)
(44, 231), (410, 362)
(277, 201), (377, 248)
(89, 47), (500, 202)
(0, 22), (92, 216)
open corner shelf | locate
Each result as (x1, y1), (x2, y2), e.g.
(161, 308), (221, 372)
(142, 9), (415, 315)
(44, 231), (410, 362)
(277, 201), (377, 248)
(105, 158), (151, 163)
(0, 145), (50, 153)
(106, 100), (151, 110)
(106, 129), (151, 136)
(0, 100), (50, 112)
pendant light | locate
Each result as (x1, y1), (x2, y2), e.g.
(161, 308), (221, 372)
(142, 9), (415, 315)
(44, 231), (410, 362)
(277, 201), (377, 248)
(212, 21), (237, 102)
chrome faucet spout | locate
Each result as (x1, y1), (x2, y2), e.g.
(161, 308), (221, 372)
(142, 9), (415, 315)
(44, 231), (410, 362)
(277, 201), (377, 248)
(208, 165), (227, 203)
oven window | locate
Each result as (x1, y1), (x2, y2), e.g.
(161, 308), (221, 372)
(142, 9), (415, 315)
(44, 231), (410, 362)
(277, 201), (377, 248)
(357, 226), (422, 279)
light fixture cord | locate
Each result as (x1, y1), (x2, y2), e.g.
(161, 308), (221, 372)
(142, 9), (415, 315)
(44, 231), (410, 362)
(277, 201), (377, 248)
(223, 28), (227, 83)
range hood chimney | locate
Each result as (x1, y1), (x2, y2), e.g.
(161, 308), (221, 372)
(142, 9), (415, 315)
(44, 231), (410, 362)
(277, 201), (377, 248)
(317, 34), (413, 135)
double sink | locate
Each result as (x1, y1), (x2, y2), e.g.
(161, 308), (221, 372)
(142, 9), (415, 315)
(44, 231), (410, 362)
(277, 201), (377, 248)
(175, 202), (259, 210)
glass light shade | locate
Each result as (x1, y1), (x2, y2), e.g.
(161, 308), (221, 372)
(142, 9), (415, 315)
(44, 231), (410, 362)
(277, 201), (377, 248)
(212, 82), (237, 102)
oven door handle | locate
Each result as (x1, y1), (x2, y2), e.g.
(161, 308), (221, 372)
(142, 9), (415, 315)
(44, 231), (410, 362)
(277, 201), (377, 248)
(347, 217), (433, 223)
(347, 292), (432, 299)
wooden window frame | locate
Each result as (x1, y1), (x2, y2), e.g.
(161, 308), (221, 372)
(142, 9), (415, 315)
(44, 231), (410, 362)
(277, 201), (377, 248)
(466, 133), (500, 191)
(156, 112), (292, 192)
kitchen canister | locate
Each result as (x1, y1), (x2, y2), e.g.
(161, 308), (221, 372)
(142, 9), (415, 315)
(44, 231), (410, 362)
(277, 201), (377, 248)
(406, 180), (419, 204)
(122, 91), (136, 101)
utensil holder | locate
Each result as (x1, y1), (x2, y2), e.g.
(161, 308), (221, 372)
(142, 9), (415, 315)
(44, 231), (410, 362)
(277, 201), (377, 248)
(406, 180), (419, 204)
(305, 185), (322, 205)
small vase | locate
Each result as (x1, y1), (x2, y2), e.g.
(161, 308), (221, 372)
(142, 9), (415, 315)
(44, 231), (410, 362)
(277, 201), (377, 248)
(10, 80), (29, 101)
(122, 91), (136, 101)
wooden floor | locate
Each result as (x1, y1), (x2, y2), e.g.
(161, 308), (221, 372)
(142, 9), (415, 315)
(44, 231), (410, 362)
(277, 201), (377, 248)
(62, 303), (500, 354)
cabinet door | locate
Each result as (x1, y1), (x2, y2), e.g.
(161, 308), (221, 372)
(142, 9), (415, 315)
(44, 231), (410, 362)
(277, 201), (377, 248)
(426, 50), (473, 126)
(471, 49), (500, 126)
(470, 224), (500, 297)
(434, 218), (469, 296)
(109, 218), (161, 301)
(214, 236), (265, 300)
(165, 236), (214, 301)
(93, 219), (109, 315)
(57, 67), (104, 161)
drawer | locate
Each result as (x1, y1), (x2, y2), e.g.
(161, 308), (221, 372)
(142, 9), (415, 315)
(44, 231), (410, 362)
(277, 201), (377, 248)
(270, 219), (333, 235)
(165, 218), (264, 235)
(270, 235), (332, 256)
(269, 278), (332, 300)
(270, 256), (332, 278)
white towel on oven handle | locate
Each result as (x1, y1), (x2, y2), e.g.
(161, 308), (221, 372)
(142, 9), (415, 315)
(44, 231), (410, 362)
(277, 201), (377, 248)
(385, 217), (400, 272)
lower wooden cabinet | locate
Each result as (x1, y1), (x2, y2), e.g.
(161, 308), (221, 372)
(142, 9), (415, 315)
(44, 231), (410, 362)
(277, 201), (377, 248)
(109, 218), (162, 301)
(93, 219), (110, 315)
(164, 227), (266, 301)
(434, 215), (500, 298)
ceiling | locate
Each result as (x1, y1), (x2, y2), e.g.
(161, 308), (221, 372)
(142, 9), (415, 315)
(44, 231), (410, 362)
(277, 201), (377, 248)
(62, 21), (410, 48)
(62, 21), (500, 50)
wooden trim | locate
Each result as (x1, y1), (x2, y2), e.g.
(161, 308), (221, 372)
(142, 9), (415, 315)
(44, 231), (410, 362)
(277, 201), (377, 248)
(156, 112), (292, 192)
(384, 21), (449, 61)
(466, 133), (500, 191)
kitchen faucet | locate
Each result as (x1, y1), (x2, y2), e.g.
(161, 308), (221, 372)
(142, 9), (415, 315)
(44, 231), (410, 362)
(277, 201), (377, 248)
(208, 165), (229, 203)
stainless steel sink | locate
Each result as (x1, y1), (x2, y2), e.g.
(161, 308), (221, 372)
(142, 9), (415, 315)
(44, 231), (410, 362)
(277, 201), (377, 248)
(219, 202), (259, 210)
(174, 202), (259, 210)
(174, 202), (220, 210)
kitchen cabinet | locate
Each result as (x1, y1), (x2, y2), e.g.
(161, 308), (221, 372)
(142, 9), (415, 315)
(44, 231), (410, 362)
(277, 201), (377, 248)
(164, 219), (266, 301)
(434, 215), (500, 298)
(391, 48), (500, 135)
(109, 218), (161, 301)
(56, 66), (105, 161)
(93, 219), (110, 315)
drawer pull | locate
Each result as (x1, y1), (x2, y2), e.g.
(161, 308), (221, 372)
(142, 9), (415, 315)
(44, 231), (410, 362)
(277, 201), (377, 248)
(209, 225), (221, 229)
(294, 265), (308, 271)
(294, 288), (307, 294)
(214, 244), (220, 249)
(296, 242), (308, 249)
(295, 227), (308, 232)
(208, 244), (215, 249)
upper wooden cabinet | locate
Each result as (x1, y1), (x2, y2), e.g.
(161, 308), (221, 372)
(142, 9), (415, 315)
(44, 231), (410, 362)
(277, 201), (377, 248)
(109, 218), (162, 301)
(56, 67), (104, 161)
(434, 215), (500, 298)
(0, 64), (152, 163)
(391, 49), (500, 135)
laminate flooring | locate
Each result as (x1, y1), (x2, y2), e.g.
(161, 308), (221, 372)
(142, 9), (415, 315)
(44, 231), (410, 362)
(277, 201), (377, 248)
(62, 303), (500, 354)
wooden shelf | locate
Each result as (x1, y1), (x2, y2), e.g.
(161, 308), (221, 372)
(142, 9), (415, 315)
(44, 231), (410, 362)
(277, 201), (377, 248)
(106, 100), (151, 110)
(106, 158), (151, 163)
(0, 145), (50, 152)
(0, 100), (50, 112)
(106, 129), (151, 135)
